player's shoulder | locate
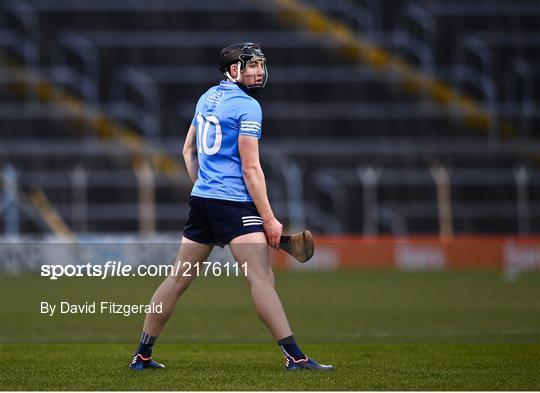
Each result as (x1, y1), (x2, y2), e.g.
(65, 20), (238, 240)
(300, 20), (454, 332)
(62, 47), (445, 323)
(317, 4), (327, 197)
(230, 91), (261, 114)
(195, 84), (223, 112)
(199, 84), (219, 102)
(243, 94), (261, 108)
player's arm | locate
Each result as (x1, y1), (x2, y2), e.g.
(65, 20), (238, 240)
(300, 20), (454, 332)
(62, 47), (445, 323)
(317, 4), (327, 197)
(238, 135), (283, 249)
(182, 124), (198, 183)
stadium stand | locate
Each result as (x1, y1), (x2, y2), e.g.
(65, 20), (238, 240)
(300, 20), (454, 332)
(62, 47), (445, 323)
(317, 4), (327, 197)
(1, 0), (538, 235)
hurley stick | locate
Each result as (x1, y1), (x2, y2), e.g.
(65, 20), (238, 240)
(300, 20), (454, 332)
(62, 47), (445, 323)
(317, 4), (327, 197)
(279, 230), (315, 263)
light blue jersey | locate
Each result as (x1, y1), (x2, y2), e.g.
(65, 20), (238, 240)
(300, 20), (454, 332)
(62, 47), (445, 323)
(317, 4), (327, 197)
(190, 80), (262, 202)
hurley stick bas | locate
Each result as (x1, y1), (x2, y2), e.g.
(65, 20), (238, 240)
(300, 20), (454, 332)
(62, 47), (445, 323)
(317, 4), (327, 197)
(279, 230), (315, 263)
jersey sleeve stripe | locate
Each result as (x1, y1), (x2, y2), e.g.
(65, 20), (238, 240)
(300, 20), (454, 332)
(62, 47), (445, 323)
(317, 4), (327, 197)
(240, 121), (261, 126)
(240, 129), (261, 134)
(240, 125), (261, 129)
(239, 131), (260, 137)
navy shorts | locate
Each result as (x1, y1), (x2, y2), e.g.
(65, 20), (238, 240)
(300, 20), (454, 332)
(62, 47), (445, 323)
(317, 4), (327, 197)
(183, 196), (265, 244)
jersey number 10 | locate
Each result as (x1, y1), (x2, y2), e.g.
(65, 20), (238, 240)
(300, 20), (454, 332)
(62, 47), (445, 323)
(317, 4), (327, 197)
(196, 113), (222, 155)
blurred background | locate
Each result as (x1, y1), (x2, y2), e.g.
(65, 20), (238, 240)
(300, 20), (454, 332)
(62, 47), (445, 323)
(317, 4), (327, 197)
(0, 0), (539, 263)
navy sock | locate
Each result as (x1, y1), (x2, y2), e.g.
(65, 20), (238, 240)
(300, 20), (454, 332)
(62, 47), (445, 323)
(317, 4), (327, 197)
(277, 335), (306, 361)
(136, 332), (157, 358)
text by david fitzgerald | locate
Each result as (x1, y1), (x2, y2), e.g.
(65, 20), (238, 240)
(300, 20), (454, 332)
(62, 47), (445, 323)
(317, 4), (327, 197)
(40, 301), (162, 317)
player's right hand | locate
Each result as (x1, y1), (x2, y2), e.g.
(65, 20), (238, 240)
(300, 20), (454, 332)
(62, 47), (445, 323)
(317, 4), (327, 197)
(263, 216), (283, 250)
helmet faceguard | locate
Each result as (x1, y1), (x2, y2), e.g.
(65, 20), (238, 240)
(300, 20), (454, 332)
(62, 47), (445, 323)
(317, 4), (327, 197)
(218, 42), (268, 93)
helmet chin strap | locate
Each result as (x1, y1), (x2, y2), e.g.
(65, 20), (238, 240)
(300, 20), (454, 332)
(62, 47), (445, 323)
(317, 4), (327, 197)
(225, 62), (243, 83)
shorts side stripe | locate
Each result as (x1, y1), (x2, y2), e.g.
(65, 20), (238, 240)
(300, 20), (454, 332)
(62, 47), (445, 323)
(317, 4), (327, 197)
(242, 219), (263, 224)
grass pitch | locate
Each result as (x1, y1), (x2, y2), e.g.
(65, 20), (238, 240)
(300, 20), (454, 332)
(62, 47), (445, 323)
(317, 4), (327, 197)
(2, 343), (539, 390)
(1, 270), (539, 390)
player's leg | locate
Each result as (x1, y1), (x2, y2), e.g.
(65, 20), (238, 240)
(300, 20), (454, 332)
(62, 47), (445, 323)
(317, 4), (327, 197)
(229, 232), (333, 370)
(230, 232), (291, 339)
(129, 237), (213, 370)
(142, 237), (213, 335)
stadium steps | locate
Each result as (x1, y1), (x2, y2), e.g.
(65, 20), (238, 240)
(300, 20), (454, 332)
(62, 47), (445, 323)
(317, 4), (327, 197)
(2, 0), (538, 234)
(305, 165), (540, 234)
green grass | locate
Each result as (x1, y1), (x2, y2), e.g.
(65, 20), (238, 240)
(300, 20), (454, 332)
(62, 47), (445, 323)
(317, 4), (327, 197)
(1, 343), (539, 390)
(1, 271), (539, 390)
